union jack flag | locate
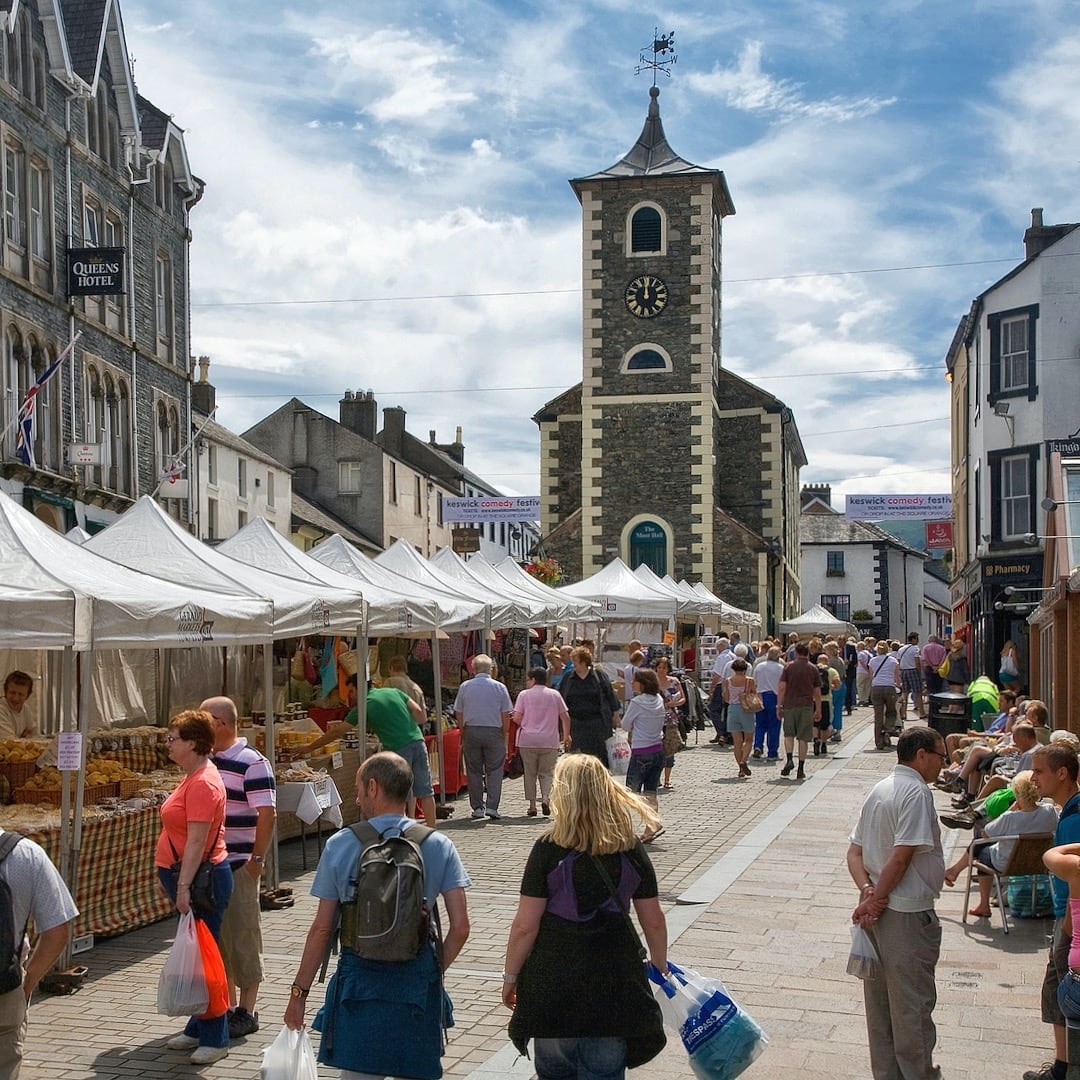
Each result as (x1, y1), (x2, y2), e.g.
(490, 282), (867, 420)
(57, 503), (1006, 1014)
(15, 353), (65, 469)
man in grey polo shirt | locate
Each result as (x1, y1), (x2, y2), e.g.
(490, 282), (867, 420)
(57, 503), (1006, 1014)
(846, 726), (946, 1080)
(454, 654), (513, 820)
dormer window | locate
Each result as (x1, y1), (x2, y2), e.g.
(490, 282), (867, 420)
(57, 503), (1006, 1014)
(626, 202), (667, 256)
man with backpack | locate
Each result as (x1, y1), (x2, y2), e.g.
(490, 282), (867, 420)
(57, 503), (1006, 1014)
(0, 828), (78, 1077)
(285, 752), (471, 1078)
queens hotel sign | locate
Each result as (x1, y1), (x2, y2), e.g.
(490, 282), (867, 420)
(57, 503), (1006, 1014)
(66, 247), (125, 296)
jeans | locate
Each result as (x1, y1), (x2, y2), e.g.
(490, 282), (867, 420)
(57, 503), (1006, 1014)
(753, 691), (780, 757)
(1059, 970), (1080, 1022)
(831, 686), (846, 732)
(625, 748), (663, 794)
(534, 1036), (627, 1080)
(158, 862), (234, 1048)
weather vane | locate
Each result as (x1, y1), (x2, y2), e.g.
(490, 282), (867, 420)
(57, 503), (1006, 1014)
(636, 30), (677, 86)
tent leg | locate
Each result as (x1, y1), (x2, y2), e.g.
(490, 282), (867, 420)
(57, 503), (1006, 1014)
(263, 641), (279, 891)
(432, 633), (445, 806)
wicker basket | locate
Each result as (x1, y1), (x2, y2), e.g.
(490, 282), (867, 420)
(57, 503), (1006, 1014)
(117, 778), (145, 797)
(0, 760), (38, 797)
(14, 782), (117, 806)
(339, 649), (358, 676)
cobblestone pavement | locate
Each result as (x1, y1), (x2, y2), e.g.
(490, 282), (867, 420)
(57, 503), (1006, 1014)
(21, 707), (1057, 1079)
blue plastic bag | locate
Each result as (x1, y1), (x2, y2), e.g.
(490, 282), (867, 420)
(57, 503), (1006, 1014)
(648, 961), (766, 1080)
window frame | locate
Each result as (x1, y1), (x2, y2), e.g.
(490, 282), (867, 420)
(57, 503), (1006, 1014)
(988, 303), (1038, 405)
(154, 251), (173, 359)
(338, 460), (363, 493)
(625, 201), (667, 257)
(826, 551), (845, 576)
(620, 342), (673, 374)
(819, 594), (851, 622)
(237, 458), (247, 499)
(3, 139), (25, 251)
(987, 444), (1040, 545)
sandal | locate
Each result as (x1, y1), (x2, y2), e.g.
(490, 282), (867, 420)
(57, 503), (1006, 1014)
(968, 907), (991, 918)
(642, 827), (666, 844)
(526, 807), (537, 817)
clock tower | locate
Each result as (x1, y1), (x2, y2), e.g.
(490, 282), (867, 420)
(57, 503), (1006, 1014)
(535, 80), (804, 625)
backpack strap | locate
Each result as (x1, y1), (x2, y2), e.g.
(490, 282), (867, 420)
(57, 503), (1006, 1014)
(0, 833), (21, 865)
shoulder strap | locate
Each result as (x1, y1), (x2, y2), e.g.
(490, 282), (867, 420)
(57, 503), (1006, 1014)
(589, 853), (646, 961)
(0, 833), (21, 865)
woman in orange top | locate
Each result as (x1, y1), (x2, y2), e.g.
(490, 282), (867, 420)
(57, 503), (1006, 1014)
(155, 709), (232, 1065)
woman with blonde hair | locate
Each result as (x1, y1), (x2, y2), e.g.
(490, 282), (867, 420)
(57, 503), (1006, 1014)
(944, 770), (1059, 917)
(502, 754), (667, 1079)
(999, 638), (1021, 689)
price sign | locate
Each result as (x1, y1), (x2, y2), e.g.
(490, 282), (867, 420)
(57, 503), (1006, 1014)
(331, 752), (343, 770)
(57, 732), (83, 771)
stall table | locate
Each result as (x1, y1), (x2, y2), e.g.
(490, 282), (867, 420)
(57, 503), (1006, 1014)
(24, 806), (172, 939)
(277, 778), (342, 869)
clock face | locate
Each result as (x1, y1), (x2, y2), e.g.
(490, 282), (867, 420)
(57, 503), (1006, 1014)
(624, 274), (668, 319)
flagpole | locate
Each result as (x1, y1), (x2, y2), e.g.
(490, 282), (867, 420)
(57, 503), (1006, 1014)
(149, 406), (218, 498)
(0, 331), (82, 451)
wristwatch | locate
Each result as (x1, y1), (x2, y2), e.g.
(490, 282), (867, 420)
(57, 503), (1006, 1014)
(290, 983), (310, 999)
(250, 855), (265, 864)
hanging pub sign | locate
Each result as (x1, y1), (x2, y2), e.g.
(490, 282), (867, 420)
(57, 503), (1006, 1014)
(66, 247), (125, 296)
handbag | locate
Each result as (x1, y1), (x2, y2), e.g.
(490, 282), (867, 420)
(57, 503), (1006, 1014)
(505, 750), (524, 780)
(663, 721), (684, 756)
(168, 828), (222, 917)
(740, 690), (763, 714)
(936, 656), (951, 679)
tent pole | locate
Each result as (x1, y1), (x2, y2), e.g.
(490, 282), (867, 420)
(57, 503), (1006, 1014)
(356, 617), (368, 752)
(432, 631), (445, 807)
(263, 640), (278, 890)
(221, 645), (229, 695)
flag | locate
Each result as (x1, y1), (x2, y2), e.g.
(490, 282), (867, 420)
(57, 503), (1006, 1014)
(15, 352), (65, 469)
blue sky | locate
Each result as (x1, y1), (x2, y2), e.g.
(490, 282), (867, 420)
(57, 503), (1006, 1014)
(123, 0), (1080, 504)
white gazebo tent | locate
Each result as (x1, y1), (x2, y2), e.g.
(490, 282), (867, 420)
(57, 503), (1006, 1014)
(779, 603), (856, 639)
(0, 490), (274, 951)
(492, 556), (601, 624)
(429, 547), (557, 626)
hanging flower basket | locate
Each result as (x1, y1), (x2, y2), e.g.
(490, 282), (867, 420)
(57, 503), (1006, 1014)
(524, 557), (562, 587)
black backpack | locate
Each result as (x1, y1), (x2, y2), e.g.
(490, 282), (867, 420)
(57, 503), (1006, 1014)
(339, 822), (435, 963)
(0, 833), (26, 994)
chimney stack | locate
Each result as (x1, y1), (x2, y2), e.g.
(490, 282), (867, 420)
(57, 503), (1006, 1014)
(190, 355), (216, 415)
(1023, 206), (1078, 260)
(340, 389), (377, 441)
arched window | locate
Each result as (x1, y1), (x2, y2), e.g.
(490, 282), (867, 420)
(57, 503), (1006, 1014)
(621, 343), (673, 374)
(628, 203), (665, 255)
(628, 519), (669, 577)
(117, 380), (132, 494)
(87, 366), (105, 487)
(31, 342), (61, 472)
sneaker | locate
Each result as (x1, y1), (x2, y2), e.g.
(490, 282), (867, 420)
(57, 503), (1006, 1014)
(939, 811), (978, 830)
(470, 808), (486, 820)
(228, 1008), (259, 1039)
(190, 1045), (229, 1065)
(751, 747), (763, 759)
(829, 733), (841, 744)
(484, 808), (501, 820)
(1023, 1064), (1063, 1080)
(167, 1034), (200, 1051)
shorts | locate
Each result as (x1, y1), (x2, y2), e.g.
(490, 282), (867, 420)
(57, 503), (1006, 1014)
(394, 738), (435, 799)
(815, 699), (831, 731)
(727, 703), (755, 733)
(901, 669), (923, 697)
(1041, 917), (1071, 1025)
(782, 706), (814, 743)
(1058, 970), (1080, 1022)
(626, 748), (664, 794)
(220, 863), (264, 988)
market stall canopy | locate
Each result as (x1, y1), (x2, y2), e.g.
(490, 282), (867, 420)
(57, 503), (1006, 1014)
(0, 489), (273, 649)
(778, 604), (854, 638)
(429, 548), (556, 626)
(664, 575), (721, 616)
(84, 496), (365, 638)
(558, 557), (676, 620)
(219, 518), (439, 637)
(632, 564), (712, 618)
(311, 534), (487, 633)
(690, 582), (761, 626)
(377, 539), (529, 628)
(491, 557), (600, 622)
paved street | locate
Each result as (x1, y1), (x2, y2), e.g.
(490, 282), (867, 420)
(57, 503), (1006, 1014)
(22, 707), (1057, 1079)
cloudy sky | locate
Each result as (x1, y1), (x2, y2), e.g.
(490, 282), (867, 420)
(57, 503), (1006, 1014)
(122, 0), (1080, 506)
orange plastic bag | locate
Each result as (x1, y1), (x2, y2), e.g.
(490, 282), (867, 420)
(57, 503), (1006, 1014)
(194, 918), (229, 1019)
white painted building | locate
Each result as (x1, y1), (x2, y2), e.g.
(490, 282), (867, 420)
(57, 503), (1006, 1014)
(947, 208), (1080, 683)
(800, 485), (928, 641)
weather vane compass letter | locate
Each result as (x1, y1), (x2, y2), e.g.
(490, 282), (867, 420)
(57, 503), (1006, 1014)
(636, 30), (677, 85)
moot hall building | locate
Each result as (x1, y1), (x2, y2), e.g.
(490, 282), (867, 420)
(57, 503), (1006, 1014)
(535, 81), (806, 629)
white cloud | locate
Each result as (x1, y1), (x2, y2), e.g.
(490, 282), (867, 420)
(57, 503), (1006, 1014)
(688, 41), (895, 122)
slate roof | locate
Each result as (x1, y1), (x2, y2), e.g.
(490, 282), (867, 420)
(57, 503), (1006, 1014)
(291, 493), (381, 555)
(193, 412), (291, 471)
(59, 0), (107, 84)
(800, 507), (926, 557)
(572, 86), (735, 215)
(137, 94), (170, 152)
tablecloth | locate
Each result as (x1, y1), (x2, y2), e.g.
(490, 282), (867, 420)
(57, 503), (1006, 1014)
(277, 778), (343, 827)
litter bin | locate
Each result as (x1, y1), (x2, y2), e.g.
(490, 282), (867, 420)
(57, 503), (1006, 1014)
(929, 692), (971, 738)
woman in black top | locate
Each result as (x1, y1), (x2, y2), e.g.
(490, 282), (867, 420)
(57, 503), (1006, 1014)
(502, 754), (668, 1079)
(559, 647), (621, 765)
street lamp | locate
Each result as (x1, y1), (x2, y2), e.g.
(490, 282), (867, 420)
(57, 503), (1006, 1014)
(1042, 497), (1080, 511)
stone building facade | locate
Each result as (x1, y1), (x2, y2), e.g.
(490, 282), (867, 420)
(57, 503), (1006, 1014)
(1, 1), (198, 531)
(536, 85), (804, 629)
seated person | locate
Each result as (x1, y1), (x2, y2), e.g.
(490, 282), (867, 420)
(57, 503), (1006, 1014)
(952, 722), (1039, 805)
(945, 691), (1017, 760)
(945, 770), (1059, 917)
(0, 670), (36, 739)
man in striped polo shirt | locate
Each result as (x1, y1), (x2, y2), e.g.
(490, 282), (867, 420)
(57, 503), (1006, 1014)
(204, 696), (277, 1041)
